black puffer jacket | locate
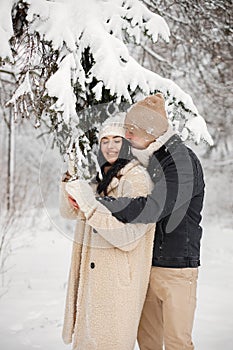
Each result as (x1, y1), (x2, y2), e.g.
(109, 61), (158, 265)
(98, 135), (205, 268)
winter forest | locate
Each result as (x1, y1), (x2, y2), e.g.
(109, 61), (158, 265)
(0, 0), (232, 349)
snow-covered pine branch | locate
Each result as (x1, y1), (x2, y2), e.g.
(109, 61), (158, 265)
(0, 0), (213, 150)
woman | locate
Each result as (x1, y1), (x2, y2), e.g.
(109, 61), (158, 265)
(60, 114), (155, 350)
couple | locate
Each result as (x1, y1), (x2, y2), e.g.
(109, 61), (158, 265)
(60, 93), (205, 350)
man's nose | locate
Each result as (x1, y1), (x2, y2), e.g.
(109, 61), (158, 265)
(125, 130), (131, 139)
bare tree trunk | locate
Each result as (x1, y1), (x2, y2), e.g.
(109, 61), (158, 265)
(6, 107), (15, 212)
(0, 106), (16, 292)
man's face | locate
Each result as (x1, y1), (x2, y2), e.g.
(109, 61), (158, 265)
(124, 124), (155, 150)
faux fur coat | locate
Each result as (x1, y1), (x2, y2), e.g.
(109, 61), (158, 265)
(60, 159), (155, 350)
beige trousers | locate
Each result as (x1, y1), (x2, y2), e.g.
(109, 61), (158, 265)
(137, 267), (198, 350)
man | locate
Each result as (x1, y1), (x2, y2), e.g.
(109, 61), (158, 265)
(96, 93), (205, 350)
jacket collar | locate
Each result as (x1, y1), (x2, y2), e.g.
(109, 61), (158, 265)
(164, 134), (182, 153)
(154, 134), (182, 158)
(118, 158), (140, 176)
(106, 159), (140, 192)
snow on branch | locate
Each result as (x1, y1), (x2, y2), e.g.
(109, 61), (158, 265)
(124, 0), (170, 43)
(7, 71), (33, 104)
(0, 0), (213, 145)
(45, 54), (77, 123)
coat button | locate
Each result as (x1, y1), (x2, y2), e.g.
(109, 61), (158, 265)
(90, 262), (95, 269)
(93, 229), (97, 233)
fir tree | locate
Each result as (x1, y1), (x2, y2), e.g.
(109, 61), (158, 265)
(0, 0), (213, 176)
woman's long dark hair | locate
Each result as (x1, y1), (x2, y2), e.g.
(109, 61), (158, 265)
(96, 138), (133, 195)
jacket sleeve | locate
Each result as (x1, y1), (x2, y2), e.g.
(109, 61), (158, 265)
(97, 148), (202, 225)
(86, 167), (155, 251)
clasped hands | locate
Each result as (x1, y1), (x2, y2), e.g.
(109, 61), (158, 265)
(68, 194), (79, 209)
(66, 180), (98, 218)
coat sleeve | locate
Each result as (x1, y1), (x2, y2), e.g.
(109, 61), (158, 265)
(59, 182), (79, 220)
(86, 167), (155, 251)
(97, 147), (204, 225)
(96, 158), (173, 224)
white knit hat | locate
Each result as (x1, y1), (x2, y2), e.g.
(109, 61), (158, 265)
(98, 113), (126, 141)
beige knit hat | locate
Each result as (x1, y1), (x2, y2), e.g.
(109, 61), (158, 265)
(125, 93), (169, 138)
(98, 113), (126, 141)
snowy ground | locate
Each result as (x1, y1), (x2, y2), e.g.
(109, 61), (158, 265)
(0, 159), (233, 350)
(0, 211), (232, 350)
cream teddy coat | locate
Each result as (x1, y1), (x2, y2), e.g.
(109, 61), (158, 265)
(60, 159), (155, 350)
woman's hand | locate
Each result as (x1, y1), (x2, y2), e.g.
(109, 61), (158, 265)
(68, 194), (79, 209)
(66, 180), (98, 218)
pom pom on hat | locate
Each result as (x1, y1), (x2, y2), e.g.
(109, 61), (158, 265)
(98, 113), (126, 141)
(125, 93), (169, 138)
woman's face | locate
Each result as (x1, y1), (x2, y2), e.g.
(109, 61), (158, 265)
(100, 135), (123, 164)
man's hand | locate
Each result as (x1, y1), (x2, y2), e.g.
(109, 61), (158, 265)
(68, 195), (79, 209)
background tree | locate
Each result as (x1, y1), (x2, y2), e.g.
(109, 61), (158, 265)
(0, 0), (213, 171)
(140, 0), (232, 157)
